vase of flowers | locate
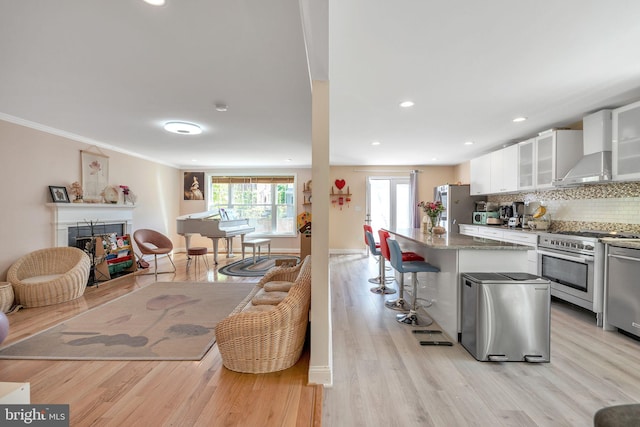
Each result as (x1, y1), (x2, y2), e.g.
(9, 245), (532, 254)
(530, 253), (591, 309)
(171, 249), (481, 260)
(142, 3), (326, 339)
(418, 201), (445, 234)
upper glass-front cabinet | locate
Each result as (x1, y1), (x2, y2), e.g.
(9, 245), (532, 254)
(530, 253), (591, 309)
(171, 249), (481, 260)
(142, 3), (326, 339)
(613, 100), (640, 181)
(518, 138), (535, 190)
(535, 130), (583, 189)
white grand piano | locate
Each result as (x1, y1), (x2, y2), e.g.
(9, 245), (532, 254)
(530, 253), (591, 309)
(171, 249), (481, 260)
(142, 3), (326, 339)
(177, 210), (255, 264)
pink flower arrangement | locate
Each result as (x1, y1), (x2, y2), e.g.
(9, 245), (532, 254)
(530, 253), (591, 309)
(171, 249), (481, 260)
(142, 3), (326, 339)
(418, 201), (445, 216)
(119, 185), (130, 195)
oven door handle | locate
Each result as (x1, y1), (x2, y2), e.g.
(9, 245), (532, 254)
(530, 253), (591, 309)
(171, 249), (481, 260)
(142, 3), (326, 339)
(537, 249), (594, 263)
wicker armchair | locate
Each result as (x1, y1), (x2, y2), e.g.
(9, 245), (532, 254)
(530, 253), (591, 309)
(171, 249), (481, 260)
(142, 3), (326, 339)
(256, 258), (306, 289)
(215, 256), (311, 373)
(7, 247), (91, 308)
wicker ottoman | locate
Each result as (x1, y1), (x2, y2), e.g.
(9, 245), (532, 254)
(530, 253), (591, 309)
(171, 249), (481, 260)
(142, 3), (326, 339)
(0, 283), (14, 313)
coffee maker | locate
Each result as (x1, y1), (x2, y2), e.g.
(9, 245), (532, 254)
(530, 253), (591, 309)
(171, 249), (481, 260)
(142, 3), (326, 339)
(510, 202), (525, 227)
(499, 205), (513, 224)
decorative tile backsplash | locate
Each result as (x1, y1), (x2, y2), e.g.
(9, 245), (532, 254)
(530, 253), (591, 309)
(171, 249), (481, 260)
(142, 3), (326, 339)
(488, 181), (640, 233)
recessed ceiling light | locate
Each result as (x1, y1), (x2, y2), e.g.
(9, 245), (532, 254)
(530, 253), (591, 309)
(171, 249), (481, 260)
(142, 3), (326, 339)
(143, 0), (166, 6)
(464, 141), (474, 145)
(285, 158), (292, 162)
(215, 104), (228, 112)
(371, 141), (381, 146)
(399, 101), (414, 108)
(163, 121), (202, 135)
(513, 116), (527, 122)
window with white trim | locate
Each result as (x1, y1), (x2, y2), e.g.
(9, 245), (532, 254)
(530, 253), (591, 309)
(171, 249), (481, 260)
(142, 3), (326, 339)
(208, 175), (296, 236)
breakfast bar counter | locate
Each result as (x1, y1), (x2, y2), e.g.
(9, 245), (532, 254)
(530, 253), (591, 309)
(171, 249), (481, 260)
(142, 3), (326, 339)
(386, 227), (533, 250)
(384, 228), (531, 340)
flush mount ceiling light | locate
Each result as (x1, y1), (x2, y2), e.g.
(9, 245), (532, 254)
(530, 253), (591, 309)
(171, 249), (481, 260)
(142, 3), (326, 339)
(143, 0), (166, 6)
(371, 141), (381, 146)
(464, 141), (474, 145)
(513, 116), (527, 123)
(163, 121), (202, 135)
(215, 104), (228, 112)
(399, 101), (414, 108)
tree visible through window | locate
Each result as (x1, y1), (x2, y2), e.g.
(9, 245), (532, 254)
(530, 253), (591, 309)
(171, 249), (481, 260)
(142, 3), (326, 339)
(209, 175), (296, 236)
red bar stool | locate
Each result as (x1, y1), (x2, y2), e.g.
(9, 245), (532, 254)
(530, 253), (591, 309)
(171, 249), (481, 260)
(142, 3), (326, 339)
(365, 230), (396, 295)
(387, 238), (440, 326)
(363, 225), (392, 285)
(378, 230), (424, 312)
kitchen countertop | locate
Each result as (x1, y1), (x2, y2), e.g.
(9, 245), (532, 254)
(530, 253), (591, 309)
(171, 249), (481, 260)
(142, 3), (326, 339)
(460, 223), (543, 234)
(600, 237), (640, 250)
(385, 228), (531, 250)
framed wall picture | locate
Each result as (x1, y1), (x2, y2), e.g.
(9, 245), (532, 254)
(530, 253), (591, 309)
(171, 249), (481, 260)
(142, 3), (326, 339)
(184, 172), (205, 200)
(81, 150), (109, 202)
(49, 186), (70, 203)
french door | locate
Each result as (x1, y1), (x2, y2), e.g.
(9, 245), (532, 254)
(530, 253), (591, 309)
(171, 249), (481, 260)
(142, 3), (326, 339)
(366, 176), (410, 234)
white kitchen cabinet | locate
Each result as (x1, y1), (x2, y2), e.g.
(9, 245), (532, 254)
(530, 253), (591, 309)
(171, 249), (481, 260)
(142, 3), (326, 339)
(459, 224), (479, 236)
(518, 138), (536, 190)
(470, 153), (492, 195)
(490, 144), (518, 193)
(501, 230), (538, 273)
(476, 226), (504, 240)
(535, 130), (583, 188)
(463, 226), (539, 274)
(500, 229), (538, 247)
(612, 100), (640, 181)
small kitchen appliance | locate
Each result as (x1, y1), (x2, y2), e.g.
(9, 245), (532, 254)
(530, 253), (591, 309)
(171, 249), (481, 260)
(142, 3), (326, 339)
(474, 201), (488, 212)
(473, 211), (500, 225)
(510, 202), (525, 228)
(499, 205), (513, 224)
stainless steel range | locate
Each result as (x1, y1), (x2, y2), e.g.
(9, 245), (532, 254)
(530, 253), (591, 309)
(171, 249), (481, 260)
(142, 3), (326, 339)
(537, 230), (640, 326)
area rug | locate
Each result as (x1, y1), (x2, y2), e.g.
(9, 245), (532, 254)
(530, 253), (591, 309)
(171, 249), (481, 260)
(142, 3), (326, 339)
(218, 255), (300, 277)
(0, 281), (256, 361)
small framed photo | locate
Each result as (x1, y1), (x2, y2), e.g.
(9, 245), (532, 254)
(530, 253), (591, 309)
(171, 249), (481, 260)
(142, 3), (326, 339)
(49, 186), (70, 203)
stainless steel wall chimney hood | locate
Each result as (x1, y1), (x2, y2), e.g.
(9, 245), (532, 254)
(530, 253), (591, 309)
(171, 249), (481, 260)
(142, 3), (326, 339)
(553, 110), (612, 187)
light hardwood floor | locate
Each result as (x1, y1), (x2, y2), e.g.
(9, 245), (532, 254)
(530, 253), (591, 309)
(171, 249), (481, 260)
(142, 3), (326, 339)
(4, 252), (640, 426)
(323, 253), (640, 427)
(0, 253), (321, 427)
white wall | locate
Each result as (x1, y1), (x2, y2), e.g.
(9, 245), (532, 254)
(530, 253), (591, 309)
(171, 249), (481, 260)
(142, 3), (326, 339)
(328, 165), (459, 252)
(0, 119), (181, 279)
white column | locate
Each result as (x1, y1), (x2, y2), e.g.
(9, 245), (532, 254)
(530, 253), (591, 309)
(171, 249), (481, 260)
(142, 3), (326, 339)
(309, 80), (332, 386)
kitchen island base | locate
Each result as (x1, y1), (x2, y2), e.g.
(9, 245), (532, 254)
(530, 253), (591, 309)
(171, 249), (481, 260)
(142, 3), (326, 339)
(390, 232), (530, 340)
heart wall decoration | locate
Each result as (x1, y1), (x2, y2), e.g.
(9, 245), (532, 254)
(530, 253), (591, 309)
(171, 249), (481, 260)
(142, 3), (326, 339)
(334, 179), (346, 190)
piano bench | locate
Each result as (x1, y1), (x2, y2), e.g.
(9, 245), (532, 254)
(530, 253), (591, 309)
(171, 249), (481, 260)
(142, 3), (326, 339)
(242, 239), (271, 264)
(187, 247), (209, 272)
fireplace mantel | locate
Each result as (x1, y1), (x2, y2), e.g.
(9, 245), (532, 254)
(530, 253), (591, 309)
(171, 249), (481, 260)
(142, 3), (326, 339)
(47, 203), (135, 247)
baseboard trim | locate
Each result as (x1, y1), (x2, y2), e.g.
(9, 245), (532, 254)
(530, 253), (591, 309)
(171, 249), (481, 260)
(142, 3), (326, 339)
(308, 365), (333, 387)
(329, 248), (366, 255)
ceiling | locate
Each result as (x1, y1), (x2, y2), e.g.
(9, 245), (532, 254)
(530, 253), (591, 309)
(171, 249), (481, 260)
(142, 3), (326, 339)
(2, 1), (640, 169)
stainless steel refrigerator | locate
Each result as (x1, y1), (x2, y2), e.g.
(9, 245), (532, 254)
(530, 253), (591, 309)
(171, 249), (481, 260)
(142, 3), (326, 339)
(434, 184), (482, 234)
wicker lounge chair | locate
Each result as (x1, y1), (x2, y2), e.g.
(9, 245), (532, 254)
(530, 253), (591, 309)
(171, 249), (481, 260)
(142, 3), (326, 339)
(7, 247), (91, 308)
(215, 256), (311, 373)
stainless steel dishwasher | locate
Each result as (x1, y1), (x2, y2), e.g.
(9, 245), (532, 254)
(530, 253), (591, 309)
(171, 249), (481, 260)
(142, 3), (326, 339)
(606, 245), (640, 338)
(461, 272), (551, 362)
